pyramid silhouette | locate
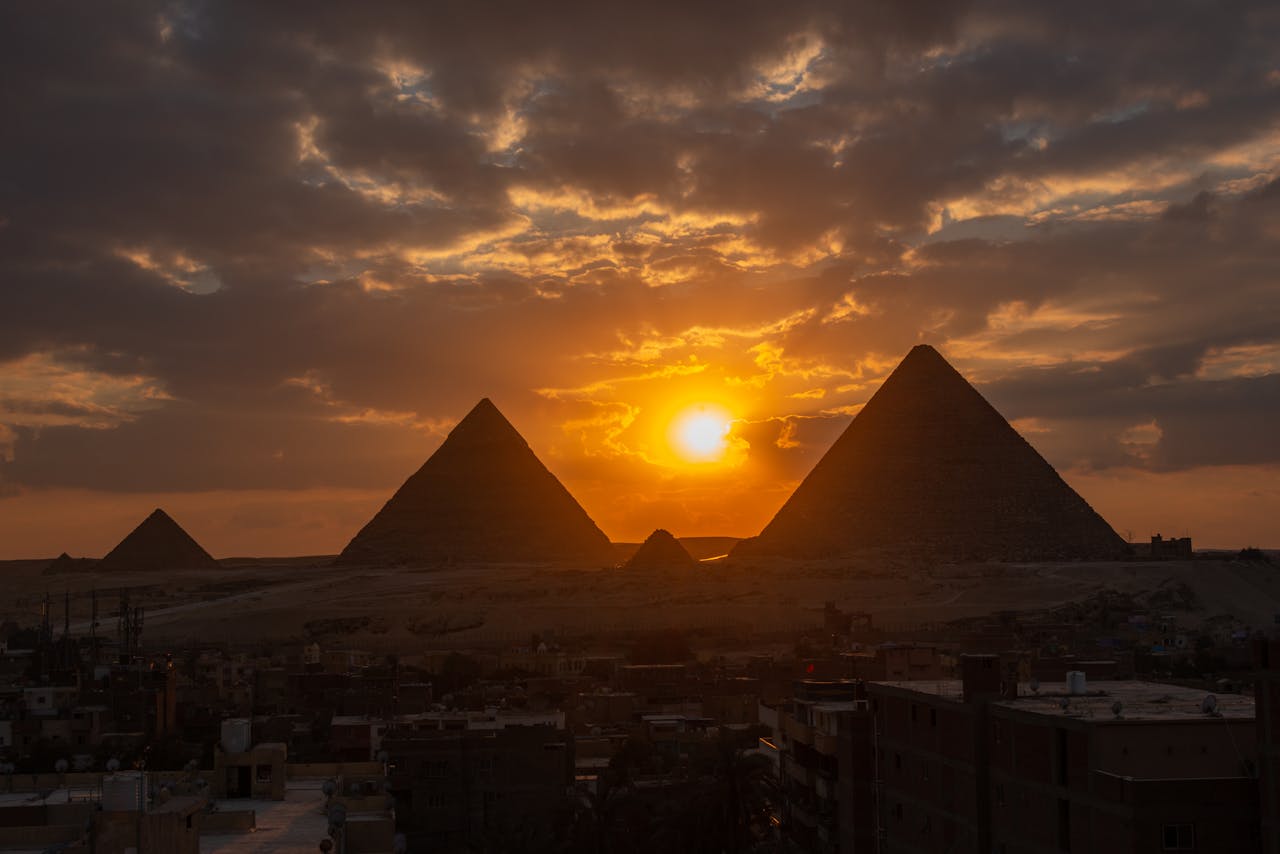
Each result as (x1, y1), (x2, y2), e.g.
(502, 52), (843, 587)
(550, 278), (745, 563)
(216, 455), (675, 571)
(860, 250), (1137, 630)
(735, 345), (1127, 561)
(42, 552), (94, 575)
(337, 398), (613, 566)
(624, 529), (698, 571)
(97, 509), (220, 571)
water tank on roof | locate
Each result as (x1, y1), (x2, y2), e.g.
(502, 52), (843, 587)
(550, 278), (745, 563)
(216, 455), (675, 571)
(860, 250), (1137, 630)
(220, 718), (252, 754)
(102, 771), (146, 812)
(1066, 671), (1087, 696)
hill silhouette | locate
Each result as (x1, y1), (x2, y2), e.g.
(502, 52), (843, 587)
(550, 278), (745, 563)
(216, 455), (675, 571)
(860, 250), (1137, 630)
(623, 529), (698, 570)
(337, 398), (612, 566)
(734, 345), (1127, 561)
(97, 509), (220, 572)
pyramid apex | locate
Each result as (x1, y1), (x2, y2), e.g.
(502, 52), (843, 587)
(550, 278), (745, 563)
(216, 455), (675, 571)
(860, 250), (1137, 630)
(903, 343), (949, 362)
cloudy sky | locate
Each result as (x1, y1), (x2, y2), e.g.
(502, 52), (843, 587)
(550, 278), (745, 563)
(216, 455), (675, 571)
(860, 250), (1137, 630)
(2, 1), (1278, 558)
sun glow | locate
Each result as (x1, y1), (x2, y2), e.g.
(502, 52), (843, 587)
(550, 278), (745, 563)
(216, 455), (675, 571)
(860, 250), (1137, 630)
(670, 404), (735, 464)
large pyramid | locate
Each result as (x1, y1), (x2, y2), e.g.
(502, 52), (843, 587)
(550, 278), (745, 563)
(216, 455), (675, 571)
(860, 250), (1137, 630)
(623, 529), (699, 571)
(97, 509), (220, 572)
(734, 345), (1127, 561)
(337, 398), (613, 566)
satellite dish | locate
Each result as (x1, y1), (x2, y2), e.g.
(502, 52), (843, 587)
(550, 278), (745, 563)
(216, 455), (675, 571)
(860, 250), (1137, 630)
(1201, 694), (1218, 715)
(393, 834), (408, 854)
(1111, 700), (1123, 719)
(321, 779), (337, 797)
(1029, 677), (1040, 694)
(54, 759), (69, 774)
(106, 758), (121, 772)
(1059, 697), (1070, 711)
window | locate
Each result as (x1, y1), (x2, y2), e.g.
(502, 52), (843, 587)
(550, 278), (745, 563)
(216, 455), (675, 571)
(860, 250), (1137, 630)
(911, 705), (918, 723)
(256, 765), (272, 783)
(894, 753), (902, 771)
(930, 708), (937, 727)
(1163, 824), (1195, 850)
(995, 784), (1005, 807)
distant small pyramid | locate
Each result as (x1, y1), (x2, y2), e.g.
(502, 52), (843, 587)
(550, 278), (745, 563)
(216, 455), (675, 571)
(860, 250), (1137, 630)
(43, 552), (84, 575)
(624, 529), (698, 571)
(734, 345), (1127, 561)
(337, 398), (613, 566)
(97, 509), (220, 572)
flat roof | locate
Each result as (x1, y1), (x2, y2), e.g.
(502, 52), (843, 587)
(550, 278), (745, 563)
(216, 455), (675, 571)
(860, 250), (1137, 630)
(870, 680), (1255, 722)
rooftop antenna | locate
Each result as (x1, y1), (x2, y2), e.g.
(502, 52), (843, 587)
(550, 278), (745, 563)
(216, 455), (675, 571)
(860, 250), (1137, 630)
(1029, 677), (1040, 695)
(1201, 694), (1219, 716)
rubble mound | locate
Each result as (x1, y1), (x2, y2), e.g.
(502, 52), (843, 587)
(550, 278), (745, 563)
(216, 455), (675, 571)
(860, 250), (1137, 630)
(337, 398), (613, 566)
(734, 345), (1127, 562)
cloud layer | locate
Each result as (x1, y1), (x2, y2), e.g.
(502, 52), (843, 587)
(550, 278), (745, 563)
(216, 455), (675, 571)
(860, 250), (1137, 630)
(2, 1), (1278, 555)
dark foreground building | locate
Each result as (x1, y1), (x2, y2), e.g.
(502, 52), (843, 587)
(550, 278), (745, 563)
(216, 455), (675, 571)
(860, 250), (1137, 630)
(867, 656), (1263, 853)
(385, 724), (574, 851)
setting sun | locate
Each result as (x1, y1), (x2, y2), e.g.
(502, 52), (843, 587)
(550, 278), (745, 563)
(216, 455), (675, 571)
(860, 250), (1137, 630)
(670, 404), (735, 464)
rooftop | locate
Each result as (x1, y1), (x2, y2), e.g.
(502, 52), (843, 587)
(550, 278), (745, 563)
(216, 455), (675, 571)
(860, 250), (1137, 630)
(871, 680), (1255, 721)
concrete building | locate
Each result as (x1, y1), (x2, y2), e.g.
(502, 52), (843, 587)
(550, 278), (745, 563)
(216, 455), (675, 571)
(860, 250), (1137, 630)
(773, 680), (875, 854)
(385, 724), (573, 850)
(1255, 638), (1280, 854)
(869, 655), (1263, 853)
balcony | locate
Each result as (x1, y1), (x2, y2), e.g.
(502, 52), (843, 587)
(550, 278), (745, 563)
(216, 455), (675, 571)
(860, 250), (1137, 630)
(784, 716), (813, 747)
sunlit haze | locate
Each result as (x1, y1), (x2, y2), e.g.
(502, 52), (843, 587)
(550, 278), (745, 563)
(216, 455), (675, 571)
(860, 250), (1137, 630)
(671, 405), (736, 464)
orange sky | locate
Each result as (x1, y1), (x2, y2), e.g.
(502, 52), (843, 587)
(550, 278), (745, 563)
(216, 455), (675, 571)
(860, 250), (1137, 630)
(2, 3), (1279, 557)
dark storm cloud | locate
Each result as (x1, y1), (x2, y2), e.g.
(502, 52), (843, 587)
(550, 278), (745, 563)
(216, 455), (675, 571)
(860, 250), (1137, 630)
(0, 0), (1278, 502)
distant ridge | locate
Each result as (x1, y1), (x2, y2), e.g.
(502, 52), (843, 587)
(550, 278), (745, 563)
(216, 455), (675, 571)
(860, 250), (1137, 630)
(337, 398), (613, 566)
(623, 529), (698, 570)
(97, 509), (220, 572)
(734, 345), (1128, 561)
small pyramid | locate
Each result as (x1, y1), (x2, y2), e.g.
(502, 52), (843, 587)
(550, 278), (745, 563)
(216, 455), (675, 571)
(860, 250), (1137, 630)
(734, 345), (1127, 561)
(337, 398), (613, 566)
(624, 529), (699, 571)
(97, 509), (220, 572)
(43, 552), (82, 575)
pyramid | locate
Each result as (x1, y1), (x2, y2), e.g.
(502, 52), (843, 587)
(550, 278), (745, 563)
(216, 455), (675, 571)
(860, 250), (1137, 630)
(734, 345), (1127, 562)
(42, 552), (97, 575)
(623, 529), (699, 571)
(97, 509), (220, 572)
(337, 398), (613, 566)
